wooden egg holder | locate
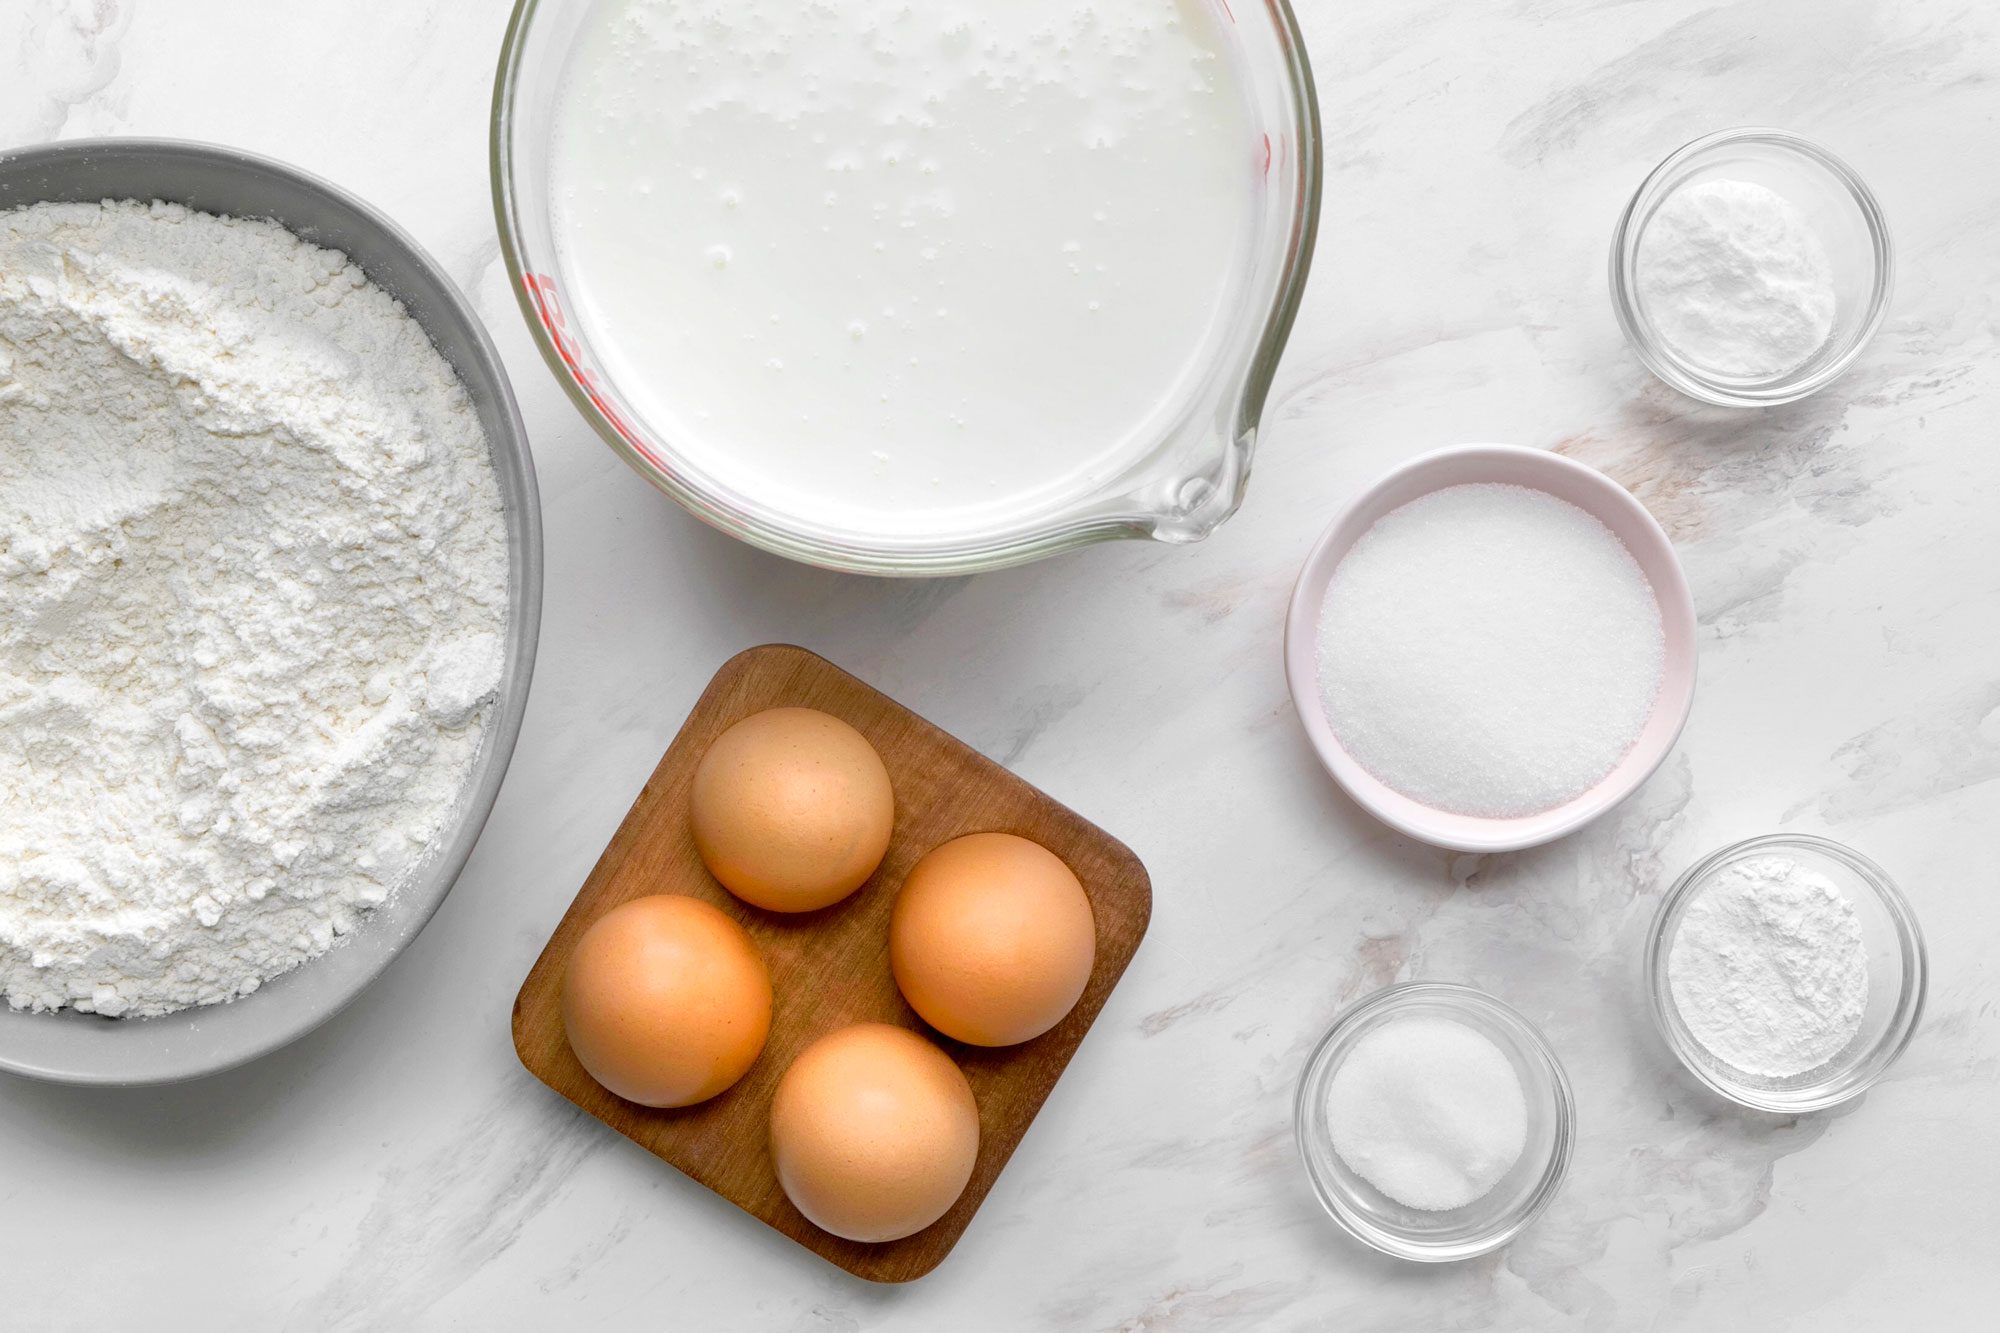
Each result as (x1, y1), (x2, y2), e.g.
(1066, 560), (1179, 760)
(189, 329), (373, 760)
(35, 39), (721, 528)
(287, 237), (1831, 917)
(511, 644), (1152, 1282)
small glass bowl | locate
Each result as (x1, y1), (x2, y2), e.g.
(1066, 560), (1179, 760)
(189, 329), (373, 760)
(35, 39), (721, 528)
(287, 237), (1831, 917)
(1295, 982), (1575, 1262)
(1610, 127), (1893, 406)
(1646, 834), (1927, 1113)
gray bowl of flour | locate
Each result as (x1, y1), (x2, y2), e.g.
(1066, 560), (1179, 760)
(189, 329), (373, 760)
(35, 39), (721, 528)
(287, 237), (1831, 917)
(0, 138), (542, 1085)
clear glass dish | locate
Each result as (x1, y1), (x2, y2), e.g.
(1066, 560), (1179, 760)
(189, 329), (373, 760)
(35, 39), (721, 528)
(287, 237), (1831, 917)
(1295, 982), (1576, 1263)
(1645, 833), (1926, 1113)
(1609, 128), (1892, 407)
(491, 0), (1322, 575)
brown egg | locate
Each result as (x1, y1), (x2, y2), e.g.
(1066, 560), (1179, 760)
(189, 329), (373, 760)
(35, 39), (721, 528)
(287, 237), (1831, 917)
(769, 1023), (980, 1243)
(690, 707), (895, 913)
(561, 895), (772, 1108)
(890, 832), (1096, 1046)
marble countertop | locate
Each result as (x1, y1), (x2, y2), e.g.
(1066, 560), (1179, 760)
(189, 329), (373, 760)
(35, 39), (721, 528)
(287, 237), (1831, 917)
(3, 0), (1995, 1328)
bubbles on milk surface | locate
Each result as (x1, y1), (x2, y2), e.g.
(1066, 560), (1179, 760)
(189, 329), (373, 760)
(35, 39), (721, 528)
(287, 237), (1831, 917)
(549, 0), (1256, 533)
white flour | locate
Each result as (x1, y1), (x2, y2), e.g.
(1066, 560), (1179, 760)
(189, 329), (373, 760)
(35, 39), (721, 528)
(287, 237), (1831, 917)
(1667, 854), (1869, 1078)
(1637, 179), (1837, 379)
(0, 199), (509, 1018)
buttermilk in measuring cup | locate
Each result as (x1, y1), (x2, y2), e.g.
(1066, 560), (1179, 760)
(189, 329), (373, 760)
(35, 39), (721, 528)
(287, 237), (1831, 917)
(549, 0), (1258, 539)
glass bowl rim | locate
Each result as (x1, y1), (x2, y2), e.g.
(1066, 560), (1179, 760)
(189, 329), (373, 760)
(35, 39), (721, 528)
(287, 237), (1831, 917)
(1293, 980), (1577, 1262)
(1643, 832), (1928, 1113)
(488, 0), (1325, 575)
(1608, 126), (1894, 408)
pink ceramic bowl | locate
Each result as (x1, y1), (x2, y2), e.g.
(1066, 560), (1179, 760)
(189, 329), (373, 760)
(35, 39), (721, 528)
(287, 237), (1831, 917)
(1284, 445), (1697, 853)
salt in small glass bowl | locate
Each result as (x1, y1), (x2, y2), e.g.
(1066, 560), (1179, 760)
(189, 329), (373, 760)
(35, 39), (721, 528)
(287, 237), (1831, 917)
(1610, 127), (1893, 406)
(1646, 833), (1926, 1114)
(1295, 982), (1575, 1263)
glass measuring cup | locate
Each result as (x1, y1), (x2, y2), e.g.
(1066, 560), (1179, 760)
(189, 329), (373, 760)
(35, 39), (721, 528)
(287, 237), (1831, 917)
(491, 0), (1322, 575)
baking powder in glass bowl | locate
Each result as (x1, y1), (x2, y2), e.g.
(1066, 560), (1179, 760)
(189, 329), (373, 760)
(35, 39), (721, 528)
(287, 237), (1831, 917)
(1667, 852), (1868, 1078)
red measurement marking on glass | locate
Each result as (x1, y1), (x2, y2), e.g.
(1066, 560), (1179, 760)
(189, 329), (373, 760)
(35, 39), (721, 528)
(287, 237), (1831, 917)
(1261, 132), (1272, 178)
(523, 273), (656, 466)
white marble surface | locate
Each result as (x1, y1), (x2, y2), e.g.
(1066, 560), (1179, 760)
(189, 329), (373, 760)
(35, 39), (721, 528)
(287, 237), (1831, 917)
(3, 0), (1997, 1327)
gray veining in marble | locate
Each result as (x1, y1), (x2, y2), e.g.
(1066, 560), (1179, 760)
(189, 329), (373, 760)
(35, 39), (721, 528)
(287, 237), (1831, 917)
(1, 0), (1995, 1328)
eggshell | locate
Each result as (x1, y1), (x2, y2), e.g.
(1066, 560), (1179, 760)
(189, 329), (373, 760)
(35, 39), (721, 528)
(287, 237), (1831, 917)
(690, 707), (895, 913)
(769, 1023), (980, 1243)
(890, 832), (1096, 1047)
(561, 895), (772, 1108)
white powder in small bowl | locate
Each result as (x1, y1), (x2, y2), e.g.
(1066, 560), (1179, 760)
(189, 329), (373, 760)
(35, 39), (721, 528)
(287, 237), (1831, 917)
(1637, 178), (1837, 379)
(1668, 854), (1870, 1078)
(1326, 1015), (1528, 1212)
(1316, 482), (1665, 818)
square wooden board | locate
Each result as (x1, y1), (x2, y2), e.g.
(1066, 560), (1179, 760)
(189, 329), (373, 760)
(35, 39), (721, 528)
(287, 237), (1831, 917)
(511, 644), (1152, 1282)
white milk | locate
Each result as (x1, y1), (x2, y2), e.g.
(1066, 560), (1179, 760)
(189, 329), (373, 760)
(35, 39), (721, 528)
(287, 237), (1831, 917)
(550, 0), (1257, 538)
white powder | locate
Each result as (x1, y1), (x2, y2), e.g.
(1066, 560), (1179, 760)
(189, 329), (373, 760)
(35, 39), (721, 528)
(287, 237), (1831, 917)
(0, 199), (509, 1018)
(1668, 854), (1869, 1078)
(1316, 483), (1665, 818)
(1326, 1015), (1528, 1212)
(1637, 179), (1837, 379)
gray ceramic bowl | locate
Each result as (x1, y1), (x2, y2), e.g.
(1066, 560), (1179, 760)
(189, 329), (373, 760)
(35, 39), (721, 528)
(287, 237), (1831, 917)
(0, 138), (543, 1085)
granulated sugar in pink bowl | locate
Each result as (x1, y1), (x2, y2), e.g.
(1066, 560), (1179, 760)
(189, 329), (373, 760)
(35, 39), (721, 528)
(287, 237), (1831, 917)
(1284, 445), (1697, 853)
